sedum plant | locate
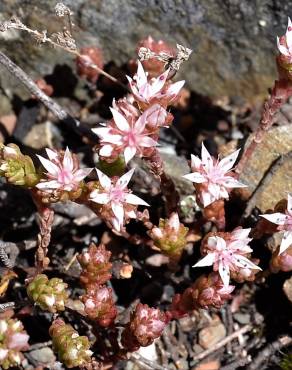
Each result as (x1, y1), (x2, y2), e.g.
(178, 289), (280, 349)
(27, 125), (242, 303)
(0, 7), (291, 369)
(27, 274), (69, 313)
(0, 315), (29, 369)
(49, 318), (92, 368)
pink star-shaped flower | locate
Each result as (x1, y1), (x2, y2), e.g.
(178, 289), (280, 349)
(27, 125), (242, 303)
(182, 143), (247, 207)
(93, 105), (164, 164)
(260, 194), (292, 254)
(36, 148), (92, 192)
(193, 229), (261, 287)
(127, 61), (185, 106)
(89, 168), (149, 231)
(277, 17), (292, 61)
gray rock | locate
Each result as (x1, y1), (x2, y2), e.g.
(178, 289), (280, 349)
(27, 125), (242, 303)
(29, 347), (56, 365)
(0, 0), (290, 115)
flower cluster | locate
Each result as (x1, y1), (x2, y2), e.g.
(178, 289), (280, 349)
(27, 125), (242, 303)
(183, 143), (246, 208)
(0, 315), (29, 369)
(90, 168), (149, 231)
(27, 274), (69, 313)
(149, 212), (189, 264)
(78, 243), (117, 327)
(49, 318), (92, 368)
(121, 303), (168, 351)
(194, 228), (261, 288)
(93, 61), (184, 165)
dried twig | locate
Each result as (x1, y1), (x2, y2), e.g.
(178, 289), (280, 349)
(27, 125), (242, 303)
(0, 16), (128, 90)
(192, 324), (252, 363)
(246, 335), (292, 370)
(0, 52), (98, 142)
(130, 352), (169, 370)
(0, 302), (15, 312)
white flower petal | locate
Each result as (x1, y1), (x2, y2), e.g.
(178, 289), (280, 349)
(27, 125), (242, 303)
(92, 127), (112, 138)
(95, 169), (111, 190)
(45, 148), (58, 160)
(231, 228), (251, 240)
(63, 147), (74, 172)
(191, 154), (202, 169)
(277, 37), (290, 56)
(219, 262), (231, 288)
(111, 202), (124, 229)
(182, 172), (207, 183)
(99, 145), (114, 157)
(201, 142), (213, 171)
(110, 107), (130, 131)
(135, 111), (147, 134)
(150, 69), (169, 95)
(166, 80), (185, 97)
(193, 253), (216, 267)
(201, 191), (214, 207)
(74, 168), (93, 182)
(36, 180), (60, 189)
(287, 194), (292, 215)
(279, 231), (292, 254)
(90, 191), (110, 204)
(260, 212), (287, 225)
(286, 18), (292, 49)
(140, 136), (158, 147)
(112, 217), (121, 232)
(136, 60), (148, 88)
(124, 146), (137, 164)
(234, 255), (261, 270)
(223, 177), (247, 188)
(218, 149), (240, 173)
(124, 193), (149, 206)
(117, 168), (135, 188)
(37, 155), (60, 177)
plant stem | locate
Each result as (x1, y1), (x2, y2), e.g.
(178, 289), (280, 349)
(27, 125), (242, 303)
(0, 52), (98, 142)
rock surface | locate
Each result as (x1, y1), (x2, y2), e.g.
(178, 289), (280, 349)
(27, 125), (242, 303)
(0, 0), (291, 113)
(198, 316), (226, 349)
(239, 125), (292, 211)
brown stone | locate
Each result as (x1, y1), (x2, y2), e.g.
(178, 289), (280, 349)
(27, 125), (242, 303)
(198, 317), (226, 350)
(239, 125), (292, 211)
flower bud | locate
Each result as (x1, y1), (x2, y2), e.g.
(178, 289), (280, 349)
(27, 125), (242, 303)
(76, 47), (104, 84)
(49, 319), (92, 368)
(170, 273), (234, 318)
(77, 243), (112, 287)
(82, 285), (117, 327)
(270, 246), (292, 273)
(0, 316), (29, 369)
(149, 213), (188, 263)
(27, 274), (69, 313)
(0, 144), (39, 187)
(122, 303), (168, 351)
